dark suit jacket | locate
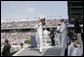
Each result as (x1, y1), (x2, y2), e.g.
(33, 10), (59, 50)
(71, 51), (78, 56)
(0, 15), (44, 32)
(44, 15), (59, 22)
(50, 29), (55, 38)
(2, 43), (11, 56)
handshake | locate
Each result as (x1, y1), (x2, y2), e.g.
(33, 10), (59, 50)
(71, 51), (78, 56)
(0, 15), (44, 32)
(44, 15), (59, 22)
(56, 30), (61, 33)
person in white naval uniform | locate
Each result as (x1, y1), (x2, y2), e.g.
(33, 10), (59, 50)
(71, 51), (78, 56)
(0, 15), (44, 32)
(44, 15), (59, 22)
(58, 19), (68, 56)
(59, 19), (67, 48)
(34, 17), (43, 53)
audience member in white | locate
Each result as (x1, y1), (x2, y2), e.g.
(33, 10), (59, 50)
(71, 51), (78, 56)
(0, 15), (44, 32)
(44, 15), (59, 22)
(34, 17), (43, 53)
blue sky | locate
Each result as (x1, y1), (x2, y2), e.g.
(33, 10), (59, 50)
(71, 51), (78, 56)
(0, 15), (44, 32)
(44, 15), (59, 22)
(1, 1), (68, 22)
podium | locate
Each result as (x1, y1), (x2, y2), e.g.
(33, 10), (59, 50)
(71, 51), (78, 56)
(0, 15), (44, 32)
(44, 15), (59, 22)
(30, 35), (37, 48)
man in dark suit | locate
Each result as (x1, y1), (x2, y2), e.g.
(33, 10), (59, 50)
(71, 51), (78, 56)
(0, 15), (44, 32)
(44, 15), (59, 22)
(2, 39), (11, 56)
(50, 28), (55, 46)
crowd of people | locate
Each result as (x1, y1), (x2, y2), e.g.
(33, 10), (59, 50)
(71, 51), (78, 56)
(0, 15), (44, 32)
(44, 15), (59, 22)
(1, 32), (32, 45)
(1, 21), (35, 29)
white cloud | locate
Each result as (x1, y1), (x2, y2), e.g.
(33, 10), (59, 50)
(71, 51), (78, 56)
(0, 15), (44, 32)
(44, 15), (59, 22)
(26, 7), (35, 13)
